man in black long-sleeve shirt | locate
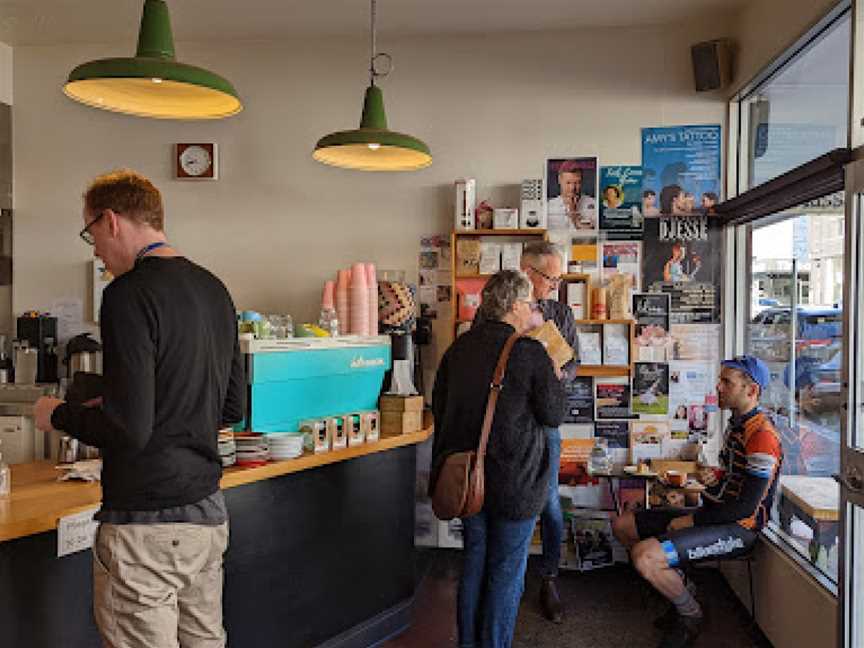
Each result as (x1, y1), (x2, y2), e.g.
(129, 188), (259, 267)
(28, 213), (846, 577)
(34, 170), (244, 648)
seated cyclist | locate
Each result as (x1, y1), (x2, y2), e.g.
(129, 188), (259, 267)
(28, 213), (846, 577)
(612, 355), (782, 648)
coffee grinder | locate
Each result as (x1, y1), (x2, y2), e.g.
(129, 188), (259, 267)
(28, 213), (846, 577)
(16, 312), (59, 383)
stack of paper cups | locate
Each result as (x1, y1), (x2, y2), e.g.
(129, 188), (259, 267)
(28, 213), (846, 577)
(365, 263), (378, 336)
(322, 280), (335, 311)
(336, 270), (350, 334)
(350, 262), (369, 335)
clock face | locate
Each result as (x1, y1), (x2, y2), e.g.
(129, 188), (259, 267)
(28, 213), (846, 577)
(175, 143), (217, 179)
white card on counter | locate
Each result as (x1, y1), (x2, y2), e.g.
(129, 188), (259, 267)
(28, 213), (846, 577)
(57, 507), (99, 557)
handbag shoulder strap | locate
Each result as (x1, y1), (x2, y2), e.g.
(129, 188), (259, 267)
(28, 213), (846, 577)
(477, 331), (521, 459)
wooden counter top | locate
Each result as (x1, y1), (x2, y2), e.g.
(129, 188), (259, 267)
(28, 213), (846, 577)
(0, 424), (433, 543)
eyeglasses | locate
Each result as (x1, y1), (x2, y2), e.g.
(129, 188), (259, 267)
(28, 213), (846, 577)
(529, 266), (563, 286)
(79, 210), (104, 246)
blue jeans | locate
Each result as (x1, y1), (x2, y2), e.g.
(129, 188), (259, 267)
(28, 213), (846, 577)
(540, 427), (563, 577)
(458, 510), (535, 648)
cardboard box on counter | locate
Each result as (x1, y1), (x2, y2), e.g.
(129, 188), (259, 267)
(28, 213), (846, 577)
(379, 394), (424, 413)
(381, 410), (423, 436)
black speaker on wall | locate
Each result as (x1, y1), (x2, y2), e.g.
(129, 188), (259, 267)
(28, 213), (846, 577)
(691, 39), (732, 92)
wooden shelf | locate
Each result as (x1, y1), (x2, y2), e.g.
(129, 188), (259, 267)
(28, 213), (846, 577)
(574, 319), (635, 325)
(449, 228), (550, 343)
(576, 365), (631, 377)
(454, 229), (547, 237)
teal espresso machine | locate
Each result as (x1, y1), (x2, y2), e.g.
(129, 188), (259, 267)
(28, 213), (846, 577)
(240, 335), (392, 433)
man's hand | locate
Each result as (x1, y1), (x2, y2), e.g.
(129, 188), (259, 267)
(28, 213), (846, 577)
(667, 515), (695, 533)
(33, 396), (64, 432)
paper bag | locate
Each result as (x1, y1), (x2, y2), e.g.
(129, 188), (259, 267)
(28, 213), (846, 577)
(526, 320), (574, 370)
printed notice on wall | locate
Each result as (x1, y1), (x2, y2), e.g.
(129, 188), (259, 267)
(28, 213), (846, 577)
(57, 506), (99, 557)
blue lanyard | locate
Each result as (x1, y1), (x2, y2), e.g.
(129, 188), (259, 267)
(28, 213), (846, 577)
(135, 241), (169, 264)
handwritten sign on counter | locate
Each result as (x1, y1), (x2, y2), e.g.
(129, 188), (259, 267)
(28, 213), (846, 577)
(57, 507), (99, 558)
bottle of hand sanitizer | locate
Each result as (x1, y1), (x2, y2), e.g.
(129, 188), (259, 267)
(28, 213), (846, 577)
(0, 451), (9, 497)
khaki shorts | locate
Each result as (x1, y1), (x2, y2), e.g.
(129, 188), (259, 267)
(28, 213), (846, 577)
(92, 521), (229, 648)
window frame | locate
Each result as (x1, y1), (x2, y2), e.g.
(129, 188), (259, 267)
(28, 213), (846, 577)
(725, 0), (855, 596)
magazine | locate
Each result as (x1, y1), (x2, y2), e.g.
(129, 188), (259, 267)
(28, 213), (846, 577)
(619, 479), (648, 514)
(571, 517), (615, 571)
(632, 362), (670, 415)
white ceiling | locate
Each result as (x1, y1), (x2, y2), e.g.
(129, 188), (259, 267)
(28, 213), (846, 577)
(0, 0), (748, 47)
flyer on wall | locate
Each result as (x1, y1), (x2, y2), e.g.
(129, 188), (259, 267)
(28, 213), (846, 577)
(669, 361), (715, 441)
(632, 362), (670, 415)
(545, 157), (599, 234)
(600, 241), (641, 291)
(594, 420), (630, 465)
(630, 420), (669, 464)
(642, 215), (722, 323)
(641, 125), (721, 216)
(595, 380), (634, 420)
(599, 165), (644, 238)
(418, 234), (452, 320)
(670, 323), (722, 361)
(564, 377), (595, 424)
(632, 292), (672, 361)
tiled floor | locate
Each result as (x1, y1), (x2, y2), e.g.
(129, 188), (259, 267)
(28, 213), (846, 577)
(383, 549), (773, 648)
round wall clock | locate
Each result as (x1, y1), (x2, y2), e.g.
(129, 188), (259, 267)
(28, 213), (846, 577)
(175, 143), (218, 180)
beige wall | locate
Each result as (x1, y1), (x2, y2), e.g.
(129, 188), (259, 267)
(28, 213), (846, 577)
(12, 16), (729, 337)
(732, 0), (845, 92)
(722, 537), (838, 648)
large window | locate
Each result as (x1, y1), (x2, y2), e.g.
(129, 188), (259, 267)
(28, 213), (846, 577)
(743, 195), (845, 582)
(741, 197), (844, 583)
(735, 6), (850, 193)
(730, 4), (852, 588)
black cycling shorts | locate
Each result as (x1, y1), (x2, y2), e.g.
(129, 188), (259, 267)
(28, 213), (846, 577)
(634, 509), (758, 568)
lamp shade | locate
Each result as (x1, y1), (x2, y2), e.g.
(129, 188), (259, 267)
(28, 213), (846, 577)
(63, 0), (242, 120)
(313, 85), (431, 171)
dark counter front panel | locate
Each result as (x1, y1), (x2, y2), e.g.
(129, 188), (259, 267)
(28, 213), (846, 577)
(0, 443), (418, 648)
(224, 442), (417, 647)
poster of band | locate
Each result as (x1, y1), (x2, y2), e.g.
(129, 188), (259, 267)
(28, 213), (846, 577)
(599, 165), (643, 238)
(545, 157), (598, 234)
(642, 215), (721, 323)
(641, 125), (721, 216)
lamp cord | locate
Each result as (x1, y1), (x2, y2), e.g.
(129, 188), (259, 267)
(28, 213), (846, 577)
(369, 0), (392, 86)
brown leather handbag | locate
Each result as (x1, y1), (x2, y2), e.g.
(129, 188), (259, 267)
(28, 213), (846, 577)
(431, 332), (521, 521)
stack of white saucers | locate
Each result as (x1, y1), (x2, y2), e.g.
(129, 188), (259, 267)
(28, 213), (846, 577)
(234, 433), (269, 466)
(264, 433), (304, 460)
(218, 430), (236, 467)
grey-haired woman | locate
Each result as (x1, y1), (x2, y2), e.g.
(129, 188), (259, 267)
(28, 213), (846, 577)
(430, 270), (565, 648)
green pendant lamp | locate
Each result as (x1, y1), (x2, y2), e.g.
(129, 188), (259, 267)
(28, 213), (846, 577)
(313, 0), (431, 171)
(64, 0), (242, 120)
